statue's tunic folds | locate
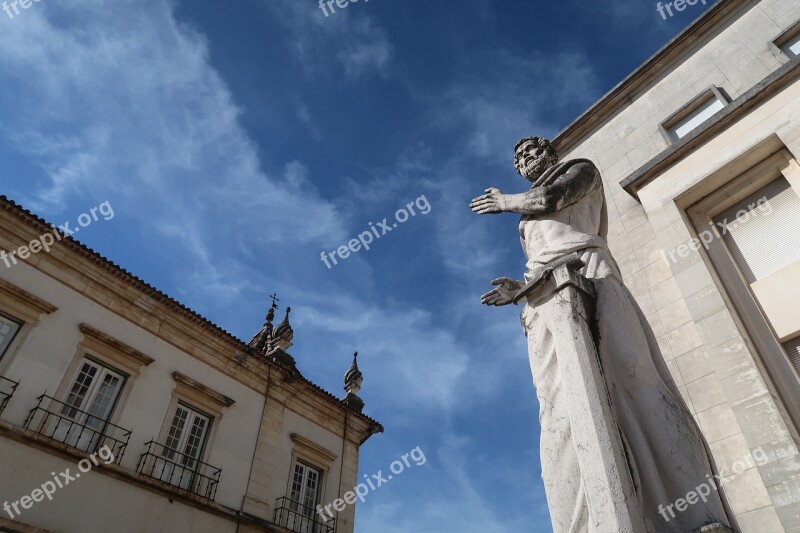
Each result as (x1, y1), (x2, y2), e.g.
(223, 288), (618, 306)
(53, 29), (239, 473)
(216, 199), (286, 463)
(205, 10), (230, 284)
(520, 160), (731, 533)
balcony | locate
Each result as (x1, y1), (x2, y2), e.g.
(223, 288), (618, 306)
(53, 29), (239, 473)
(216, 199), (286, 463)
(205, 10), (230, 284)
(22, 394), (130, 463)
(274, 497), (336, 533)
(136, 440), (221, 500)
(0, 376), (19, 416)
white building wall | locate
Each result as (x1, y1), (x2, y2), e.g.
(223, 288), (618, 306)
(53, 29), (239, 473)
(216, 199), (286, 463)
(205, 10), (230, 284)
(555, 1), (800, 530)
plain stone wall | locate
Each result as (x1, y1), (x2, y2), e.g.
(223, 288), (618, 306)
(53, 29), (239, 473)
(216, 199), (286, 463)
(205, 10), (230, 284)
(558, 1), (800, 531)
(0, 438), (238, 533)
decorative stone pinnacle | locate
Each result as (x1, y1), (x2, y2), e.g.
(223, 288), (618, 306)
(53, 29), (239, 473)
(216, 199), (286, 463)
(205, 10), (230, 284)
(344, 351), (363, 394)
(343, 351), (365, 412)
(247, 294), (288, 356)
(272, 306), (294, 351)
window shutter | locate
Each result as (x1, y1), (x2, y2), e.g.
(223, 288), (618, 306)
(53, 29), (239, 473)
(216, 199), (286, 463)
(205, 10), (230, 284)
(714, 177), (800, 284)
(784, 337), (800, 377)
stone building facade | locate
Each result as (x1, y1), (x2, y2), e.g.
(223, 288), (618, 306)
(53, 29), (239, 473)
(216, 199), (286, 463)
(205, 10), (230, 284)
(552, 0), (800, 530)
(0, 197), (382, 533)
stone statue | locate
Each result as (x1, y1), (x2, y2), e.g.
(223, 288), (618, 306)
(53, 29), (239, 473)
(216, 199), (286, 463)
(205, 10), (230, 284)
(470, 137), (733, 533)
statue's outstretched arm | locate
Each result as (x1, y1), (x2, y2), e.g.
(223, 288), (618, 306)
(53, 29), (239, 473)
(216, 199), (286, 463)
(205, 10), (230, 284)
(470, 161), (600, 216)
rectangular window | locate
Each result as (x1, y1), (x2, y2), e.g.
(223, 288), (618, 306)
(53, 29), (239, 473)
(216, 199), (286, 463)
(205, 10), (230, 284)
(163, 404), (211, 464)
(0, 314), (21, 360)
(659, 87), (730, 145)
(774, 22), (800, 60)
(54, 358), (126, 452)
(668, 94), (726, 141)
(713, 177), (800, 284)
(158, 404), (212, 491)
(290, 462), (322, 518)
(782, 33), (800, 58)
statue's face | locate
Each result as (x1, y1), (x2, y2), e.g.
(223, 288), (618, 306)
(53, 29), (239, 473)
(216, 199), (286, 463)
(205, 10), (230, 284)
(515, 139), (556, 183)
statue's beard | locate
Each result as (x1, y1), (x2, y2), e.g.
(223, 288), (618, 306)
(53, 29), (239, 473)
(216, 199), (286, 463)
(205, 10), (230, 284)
(521, 156), (554, 182)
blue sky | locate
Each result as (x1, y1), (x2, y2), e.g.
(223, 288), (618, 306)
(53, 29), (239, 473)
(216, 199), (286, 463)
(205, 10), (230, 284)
(0, 0), (712, 530)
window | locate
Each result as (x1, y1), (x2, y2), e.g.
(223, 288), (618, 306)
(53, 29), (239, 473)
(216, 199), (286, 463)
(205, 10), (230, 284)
(164, 404), (211, 465)
(158, 403), (212, 491)
(290, 462), (322, 517)
(773, 22), (800, 61)
(53, 358), (126, 452)
(0, 313), (21, 360)
(786, 337), (800, 376)
(661, 88), (728, 143)
(687, 147), (800, 435)
(781, 33), (800, 59)
(713, 177), (800, 284)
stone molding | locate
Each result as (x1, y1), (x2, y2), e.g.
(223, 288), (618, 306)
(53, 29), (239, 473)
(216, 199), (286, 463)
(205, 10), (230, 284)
(0, 278), (57, 322)
(290, 433), (338, 464)
(79, 323), (154, 375)
(172, 371), (235, 414)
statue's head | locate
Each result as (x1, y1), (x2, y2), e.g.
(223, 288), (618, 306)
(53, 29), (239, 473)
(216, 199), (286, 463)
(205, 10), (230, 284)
(514, 137), (559, 183)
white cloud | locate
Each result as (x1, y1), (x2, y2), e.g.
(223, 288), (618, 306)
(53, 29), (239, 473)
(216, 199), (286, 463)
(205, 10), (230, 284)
(0, 0), (347, 300)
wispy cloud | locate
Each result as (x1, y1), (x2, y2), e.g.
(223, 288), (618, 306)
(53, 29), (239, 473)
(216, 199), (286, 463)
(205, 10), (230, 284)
(357, 430), (551, 532)
(0, 0), (347, 301)
(267, 0), (393, 78)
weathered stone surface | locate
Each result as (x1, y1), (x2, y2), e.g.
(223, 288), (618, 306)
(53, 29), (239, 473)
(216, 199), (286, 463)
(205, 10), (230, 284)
(471, 137), (733, 533)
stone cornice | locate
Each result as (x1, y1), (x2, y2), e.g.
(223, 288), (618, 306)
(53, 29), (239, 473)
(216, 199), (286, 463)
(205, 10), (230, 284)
(173, 371), (236, 409)
(554, 0), (754, 155)
(0, 278), (57, 321)
(80, 323), (155, 370)
(291, 433), (338, 463)
(621, 57), (800, 197)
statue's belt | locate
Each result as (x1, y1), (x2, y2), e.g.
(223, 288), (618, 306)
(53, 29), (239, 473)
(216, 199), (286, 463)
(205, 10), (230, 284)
(512, 252), (585, 305)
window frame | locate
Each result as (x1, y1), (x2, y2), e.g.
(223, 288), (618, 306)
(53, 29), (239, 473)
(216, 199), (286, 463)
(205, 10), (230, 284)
(162, 402), (213, 468)
(53, 325), (149, 435)
(0, 312), (22, 362)
(60, 357), (127, 423)
(687, 148), (800, 435)
(288, 460), (324, 517)
(285, 433), (337, 519)
(769, 19), (800, 63)
(50, 355), (129, 454)
(156, 395), (217, 469)
(658, 86), (730, 144)
(0, 279), (57, 374)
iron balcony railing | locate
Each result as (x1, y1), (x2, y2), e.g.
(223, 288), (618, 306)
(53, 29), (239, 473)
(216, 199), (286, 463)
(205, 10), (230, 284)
(136, 440), (221, 500)
(274, 497), (336, 533)
(0, 376), (19, 417)
(23, 394), (130, 463)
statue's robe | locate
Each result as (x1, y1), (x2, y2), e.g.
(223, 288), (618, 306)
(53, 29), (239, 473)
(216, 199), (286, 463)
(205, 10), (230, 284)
(519, 159), (732, 533)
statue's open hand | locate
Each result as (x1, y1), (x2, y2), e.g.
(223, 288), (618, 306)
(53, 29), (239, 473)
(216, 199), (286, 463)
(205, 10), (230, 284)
(481, 277), (523, 306)
(470, 188), (508, 214)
